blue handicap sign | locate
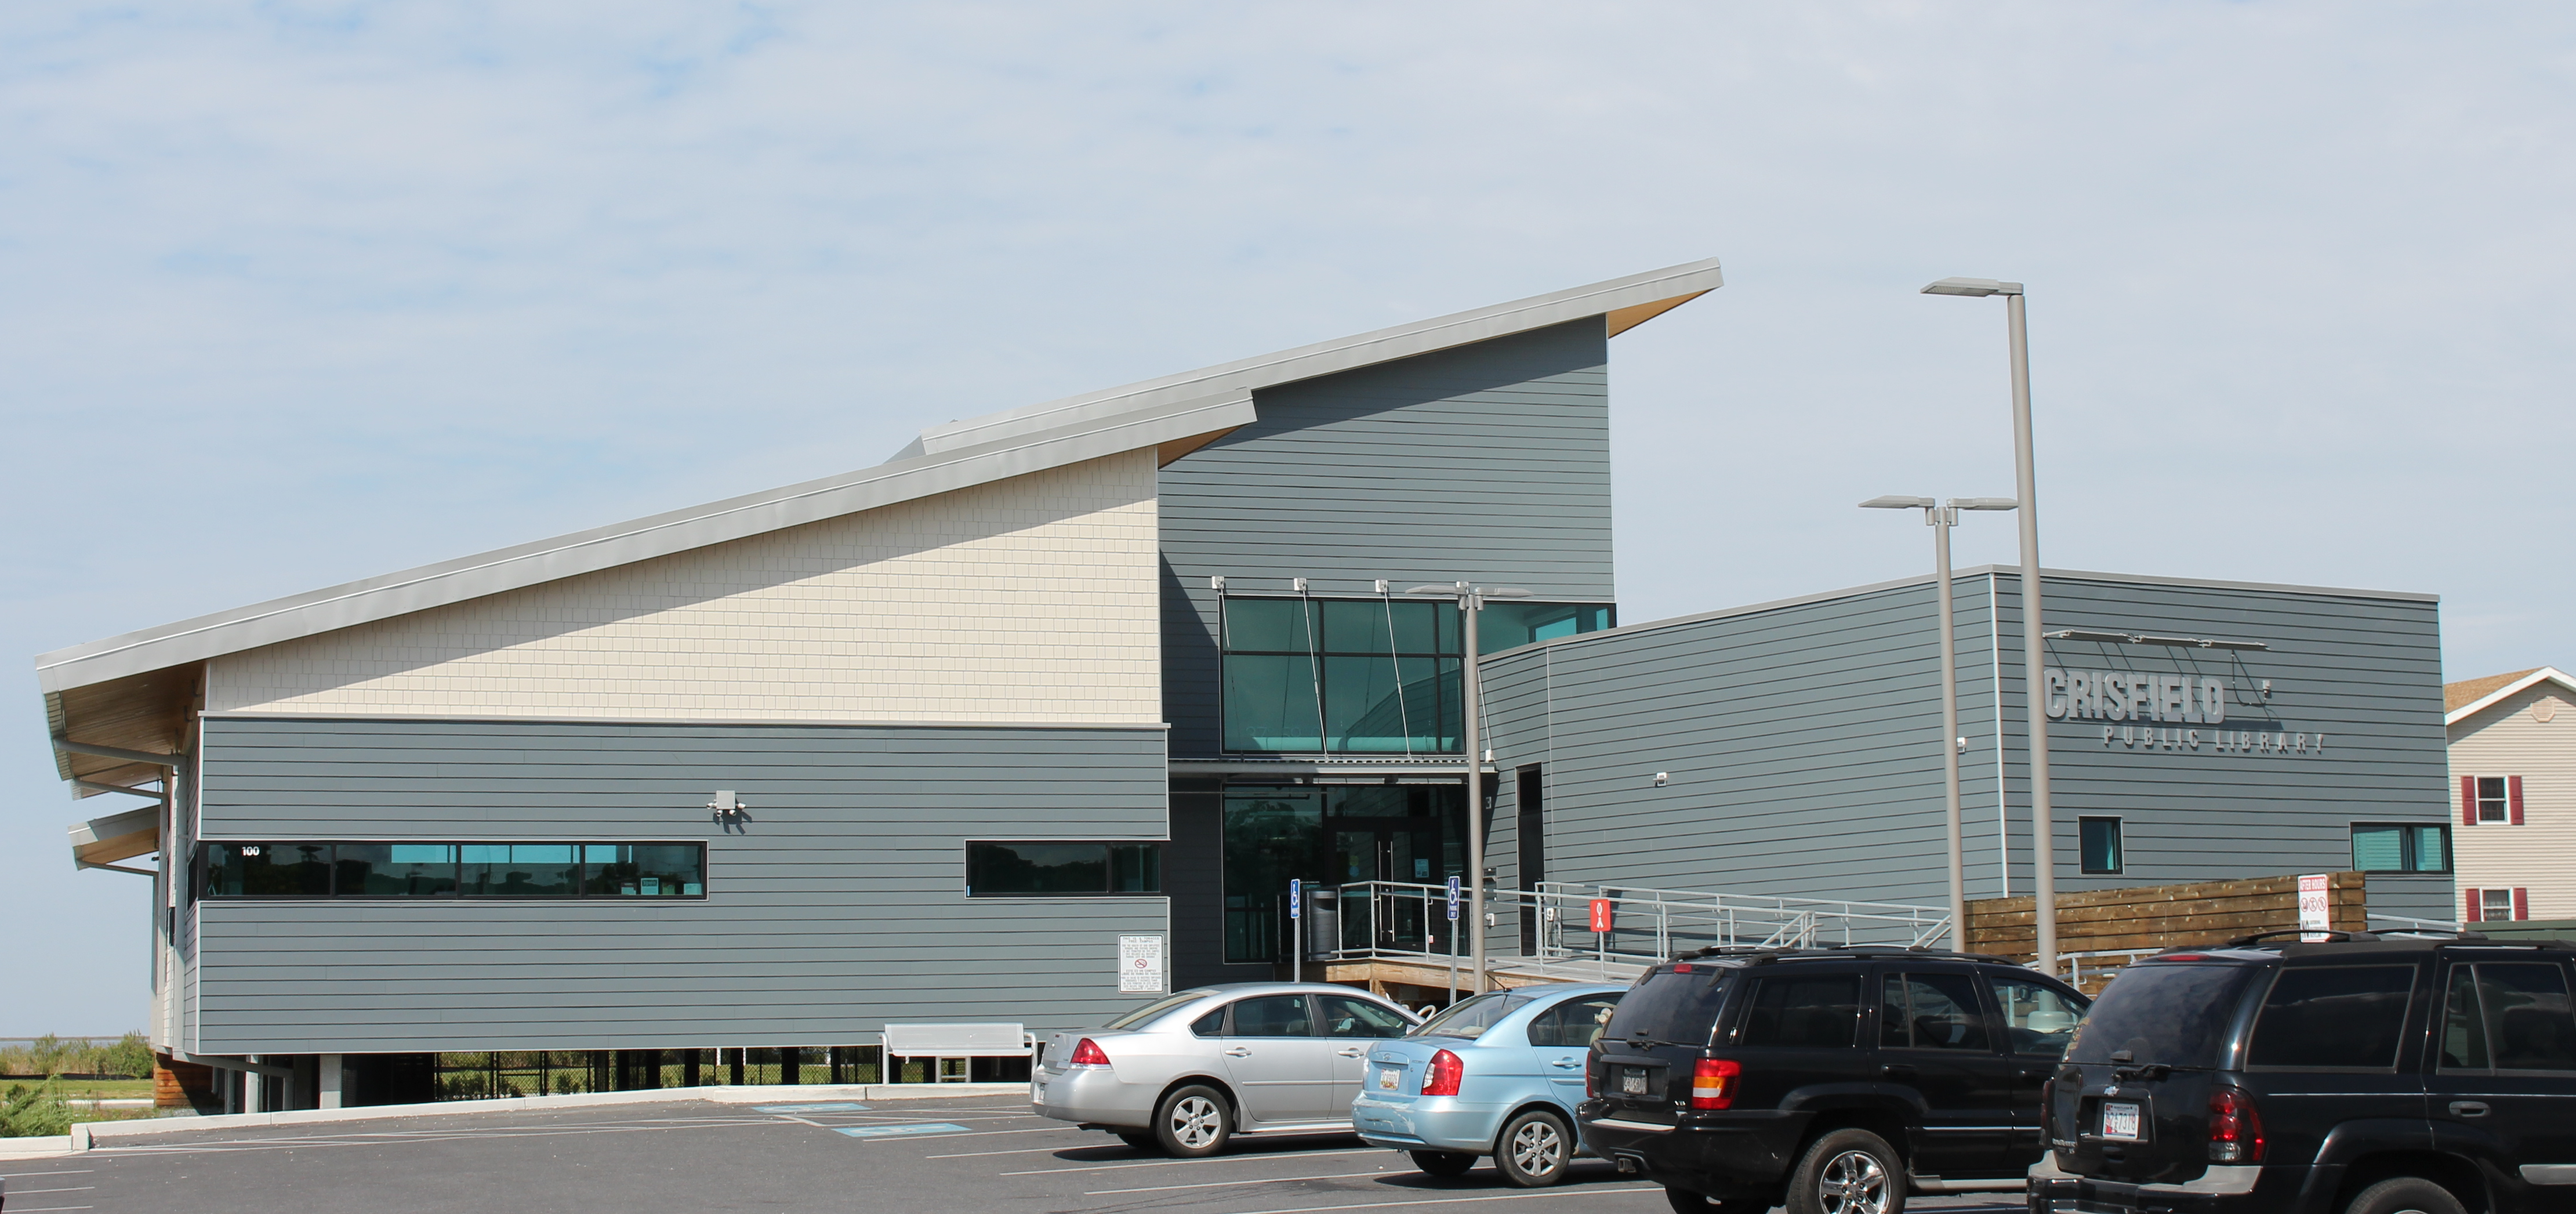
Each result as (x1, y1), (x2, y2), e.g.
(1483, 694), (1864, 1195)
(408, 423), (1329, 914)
(1289, 878), (1302, 918)
(1446, 875), (1461, 921)
(756, 1102), (870, 1113)
(833, 1122), (973, 1139)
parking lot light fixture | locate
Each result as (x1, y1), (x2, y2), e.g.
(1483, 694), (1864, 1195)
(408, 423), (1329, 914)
(1923, 273), (2058, 973)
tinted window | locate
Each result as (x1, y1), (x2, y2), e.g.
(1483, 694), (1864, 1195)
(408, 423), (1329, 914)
(1605, 964), (1733, 1046)
(2071, 963), (2259, 1068)
(582, 844), (705, 897)
(2440, 965), (2488, 1070)
(1529, 996), (1622, 1049)
(1881, 972), (1990, 1051)
(1230, 995), (1313, 1037)
(204, 843), (332, 897)
(336, 843), (460, 896)
(1319, 994), (1410, 1038)
(1737, 974), (1863, 1049)
(1412, 992), (1534, 1039)
(2481, 963), (2576, 1071)
(456, 843), (572, 896)
(1989, 974), (2088, 1059)
(2248, 965), (2418, 1068)
(1191, 1008), (1226, 1037)
(1102, 991), (1210, 1031)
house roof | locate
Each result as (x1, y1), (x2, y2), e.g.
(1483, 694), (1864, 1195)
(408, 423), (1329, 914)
(2446, 666), (2575, 726)
(34, 258), (1724, 790)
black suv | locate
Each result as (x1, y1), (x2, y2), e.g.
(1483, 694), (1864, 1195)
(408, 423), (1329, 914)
(1580, 945), (2092, 1213)
(2030, 930), (2576, 1214)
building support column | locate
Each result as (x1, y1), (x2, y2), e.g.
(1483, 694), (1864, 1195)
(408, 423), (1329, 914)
(320, 1054), (344, 1109)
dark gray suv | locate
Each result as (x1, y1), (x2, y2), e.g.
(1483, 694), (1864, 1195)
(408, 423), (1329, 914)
(2030, 930), (2576, 1214)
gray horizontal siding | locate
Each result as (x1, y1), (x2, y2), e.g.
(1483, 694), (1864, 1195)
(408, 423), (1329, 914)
(191, 716), (1169, 1054)
(1479, 571), (2451, 926)
(1161, 318), (1616, 757)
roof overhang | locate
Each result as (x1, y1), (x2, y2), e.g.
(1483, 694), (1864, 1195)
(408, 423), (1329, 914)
(70, 803), (162, 871)
(2447, 666), (2576, 727)
(903, 258), (1724, 458)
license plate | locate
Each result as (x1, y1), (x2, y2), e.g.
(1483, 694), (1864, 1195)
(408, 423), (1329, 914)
(2100, 1101), (2142, 1140)
(1377, 1065), (1400, 1090)
(1621, 1069), (1649, 1095)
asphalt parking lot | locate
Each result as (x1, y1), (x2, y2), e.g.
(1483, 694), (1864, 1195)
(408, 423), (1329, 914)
(0, 1095), (2030, 1214)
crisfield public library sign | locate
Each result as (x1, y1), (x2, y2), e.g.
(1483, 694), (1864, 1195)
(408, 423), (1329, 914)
(2042, 668), (2321, 756)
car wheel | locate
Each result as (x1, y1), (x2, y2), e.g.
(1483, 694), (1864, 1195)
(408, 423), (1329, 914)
(1493, 1108), (1574, 1188)
(1152, 1085), (1232, 1158)
(1784, 1128), (1903, 1214)
(2342, 1177), (2466, 1214)
(1411, 1150), (1476, 1177)
(1115, 1130), (1160, 1153)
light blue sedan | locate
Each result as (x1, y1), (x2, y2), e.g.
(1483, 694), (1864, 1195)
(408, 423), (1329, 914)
(1349, 983), (1628, 1187)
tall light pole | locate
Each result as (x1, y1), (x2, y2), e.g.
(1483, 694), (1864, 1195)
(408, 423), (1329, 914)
(1406, 582), (1529, 994)
(1862, 494), (2018, 952)
(1921, 276), (2058, 973)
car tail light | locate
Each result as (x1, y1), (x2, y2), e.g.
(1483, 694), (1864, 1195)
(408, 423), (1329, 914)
(1422, 1049), (1464, 1097)
(2208, 1086), (2264, 1162)
(1069, 1038), (1111, 1067)
(1689, 1058), (1740, 1110)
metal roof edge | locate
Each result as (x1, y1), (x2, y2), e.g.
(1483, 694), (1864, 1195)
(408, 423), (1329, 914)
(910, 257), (1724, 456)
(2446, 667), (2576, 727)
(1496, 564), (2440, 658)
(36, 391), (1251, 695)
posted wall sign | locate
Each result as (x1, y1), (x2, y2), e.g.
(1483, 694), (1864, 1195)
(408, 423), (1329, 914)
(1118, 934), (1166, 994)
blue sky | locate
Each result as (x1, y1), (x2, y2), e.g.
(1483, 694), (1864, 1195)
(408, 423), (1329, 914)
(5, 3), (2570, 1031)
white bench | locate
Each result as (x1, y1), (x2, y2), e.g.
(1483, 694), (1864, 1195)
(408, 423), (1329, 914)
(881, 1023), (1034, 1083)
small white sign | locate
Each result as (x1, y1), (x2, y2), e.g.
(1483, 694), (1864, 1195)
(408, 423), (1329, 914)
(2297, 874), (2331, 941)
(1118, 934), (1166, 994)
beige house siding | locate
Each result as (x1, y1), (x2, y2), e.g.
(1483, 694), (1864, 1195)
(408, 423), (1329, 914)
(2448, 678), (2576, 920)
(206, 450), (1161, 725)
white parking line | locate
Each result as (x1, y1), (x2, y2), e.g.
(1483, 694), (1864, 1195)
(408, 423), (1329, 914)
(1087, 1168), (1389, 1195)
(2, 1187), (96, 1195)
(1218, 1188), (1654, 1214)
(921, 1144), (1108, 1159)
(0, 1170), (93, 1178)
(857, 1125), (1075, 1141)
(1003, 1147), (1386, 1175)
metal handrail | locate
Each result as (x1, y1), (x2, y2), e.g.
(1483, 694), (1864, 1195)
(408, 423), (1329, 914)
(1321, 879), (1951, 974)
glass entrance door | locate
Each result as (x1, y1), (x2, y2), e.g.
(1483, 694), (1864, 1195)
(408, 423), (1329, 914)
(1221, 782), (1465, 964)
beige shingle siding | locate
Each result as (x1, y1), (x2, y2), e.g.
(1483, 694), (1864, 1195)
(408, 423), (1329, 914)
(204, 451), (1161, 724)
(2449, 679), (2576, 919)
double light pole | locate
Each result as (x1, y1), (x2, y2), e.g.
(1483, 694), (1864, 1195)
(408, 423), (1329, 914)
(1860, 495), (2016, 953)
(1918, 276), (2059, 974)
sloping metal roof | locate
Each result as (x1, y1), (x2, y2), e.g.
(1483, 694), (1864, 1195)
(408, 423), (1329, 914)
(898, 257), (1724, 458)
(37, 389), (1253, 698)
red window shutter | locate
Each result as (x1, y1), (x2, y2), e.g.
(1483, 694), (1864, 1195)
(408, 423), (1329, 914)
(2462, 775), (2478, 825)
(2515, 889), (2530, 921)
(2509, 775), (2526, 825)
(2464, 889), (2482, 923)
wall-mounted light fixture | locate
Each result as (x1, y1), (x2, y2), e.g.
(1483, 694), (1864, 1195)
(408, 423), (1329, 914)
(709, 789), (751, 830)
(2045, 628), (2268, 652)
(1210, 575), (1226, 591)
(1653, 771), (1669, 787)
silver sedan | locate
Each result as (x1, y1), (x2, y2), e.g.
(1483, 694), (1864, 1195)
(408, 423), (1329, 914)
(1033, 981), (1423, 1156)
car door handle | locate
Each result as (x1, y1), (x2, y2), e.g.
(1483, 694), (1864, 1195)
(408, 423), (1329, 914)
(1337, 1048), (1366, 1057)
(1881, 1064), (1918, 1081)
(2449, 1101), (2491, 1118)
(1551, 1059), (1583, 1068)
(1222, 1047), (1251, 1057)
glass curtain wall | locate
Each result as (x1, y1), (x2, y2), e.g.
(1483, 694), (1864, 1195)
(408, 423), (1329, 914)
(1219, 596), (1612, 755)
(1221, 783), (1468, 964)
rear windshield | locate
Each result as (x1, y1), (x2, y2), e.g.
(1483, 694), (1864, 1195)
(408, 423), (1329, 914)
(1101, 991), (1212, 1030)
(1605, 963), (1733, 1046)
(2070, 963), (2259, 1068)
(1411, 992), (1534, 1039)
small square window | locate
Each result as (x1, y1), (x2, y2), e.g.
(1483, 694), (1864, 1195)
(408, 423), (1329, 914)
(2481, 889), (2517, 922)
(2476, 777), (2510, 824)
(2079, 817), (2123, 875)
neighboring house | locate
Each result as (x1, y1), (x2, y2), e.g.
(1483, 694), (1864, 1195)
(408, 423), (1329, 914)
(2445, 666), (2576, 923)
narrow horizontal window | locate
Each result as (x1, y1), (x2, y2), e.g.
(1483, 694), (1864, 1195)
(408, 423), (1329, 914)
(2350, 823), (2450, 874)
(195, 842), (706, 900)
(967, 842), (1164, 897)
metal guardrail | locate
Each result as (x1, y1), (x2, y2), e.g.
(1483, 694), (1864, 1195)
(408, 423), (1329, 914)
(2369, 913), (2466, 933)
(1316, 879), (1951, 974)
(2057, 948), (2163, 987)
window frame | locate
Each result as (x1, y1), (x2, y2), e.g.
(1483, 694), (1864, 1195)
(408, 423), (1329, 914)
(963, 840), (1167, 898)
(2078, 816), (2124, 875)
(2482, 889), (2519, 922)
(2476, 777), (2510, 824)
(194, 840), (708, 900)
(2349, 822), (2453, 875)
